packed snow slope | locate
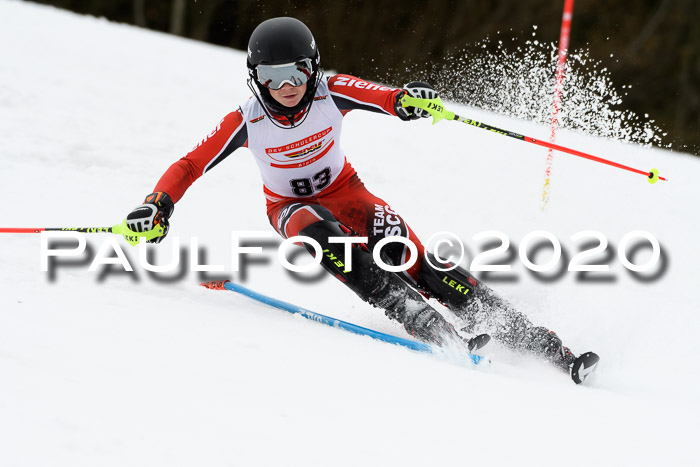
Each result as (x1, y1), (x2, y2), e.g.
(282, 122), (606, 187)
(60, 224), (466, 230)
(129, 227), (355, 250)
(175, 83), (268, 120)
(1, 2), (699, 466)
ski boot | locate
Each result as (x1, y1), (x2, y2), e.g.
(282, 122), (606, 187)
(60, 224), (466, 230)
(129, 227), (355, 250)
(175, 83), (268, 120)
(523, 326), (576, 371)
(525, 327), (600, 384)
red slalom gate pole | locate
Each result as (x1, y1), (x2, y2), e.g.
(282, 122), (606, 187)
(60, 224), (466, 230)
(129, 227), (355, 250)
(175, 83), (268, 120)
(542, 0), (575, 209)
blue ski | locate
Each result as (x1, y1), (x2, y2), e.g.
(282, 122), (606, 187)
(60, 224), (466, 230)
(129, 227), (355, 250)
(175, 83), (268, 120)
(202, 280), (484, 365)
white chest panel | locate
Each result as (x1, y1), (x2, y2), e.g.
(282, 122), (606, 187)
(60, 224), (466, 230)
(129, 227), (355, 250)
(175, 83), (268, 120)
(241, 80), (346, 198)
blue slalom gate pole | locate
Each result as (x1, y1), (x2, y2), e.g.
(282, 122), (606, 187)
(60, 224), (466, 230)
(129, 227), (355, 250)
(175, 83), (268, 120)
(202, 280), (483, 365)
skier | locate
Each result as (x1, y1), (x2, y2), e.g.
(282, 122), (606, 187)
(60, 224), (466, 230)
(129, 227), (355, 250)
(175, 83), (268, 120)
(126, 17), (580, 374)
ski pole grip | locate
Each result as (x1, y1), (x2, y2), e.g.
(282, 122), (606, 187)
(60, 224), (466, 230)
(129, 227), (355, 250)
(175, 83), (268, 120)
(400, 94), (455, 125)
(112, 219), (165, 246)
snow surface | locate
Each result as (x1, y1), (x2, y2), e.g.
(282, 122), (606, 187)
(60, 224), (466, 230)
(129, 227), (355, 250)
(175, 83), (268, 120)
(1, 1), (699, 466)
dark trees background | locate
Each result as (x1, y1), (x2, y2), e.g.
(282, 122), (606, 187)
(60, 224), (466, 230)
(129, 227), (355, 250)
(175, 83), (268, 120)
(29, 0), (700, 154)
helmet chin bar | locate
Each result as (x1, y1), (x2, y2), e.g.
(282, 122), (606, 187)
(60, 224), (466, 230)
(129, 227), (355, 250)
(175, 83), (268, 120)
(246, 70), (324, 130)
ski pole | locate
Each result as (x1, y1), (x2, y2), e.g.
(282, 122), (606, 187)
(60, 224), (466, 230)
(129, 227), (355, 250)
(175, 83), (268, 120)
(0, 219), (164, 245)
(401, 95), (666, 184)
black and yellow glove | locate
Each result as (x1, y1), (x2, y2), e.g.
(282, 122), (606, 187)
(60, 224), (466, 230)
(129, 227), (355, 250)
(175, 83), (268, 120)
(126, 191), (174, 244)
(394, 81), (439, 121)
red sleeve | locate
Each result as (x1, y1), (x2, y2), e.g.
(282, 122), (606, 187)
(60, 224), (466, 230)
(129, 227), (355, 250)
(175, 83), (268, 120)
(153, 110), (247, 203)
(327, 74), (403, 116)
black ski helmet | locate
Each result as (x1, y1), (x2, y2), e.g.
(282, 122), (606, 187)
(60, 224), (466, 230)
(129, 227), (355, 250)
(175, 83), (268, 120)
(247, 17), (322, 117)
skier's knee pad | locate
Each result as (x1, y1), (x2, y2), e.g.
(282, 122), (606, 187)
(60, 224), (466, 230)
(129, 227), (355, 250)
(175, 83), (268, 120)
(417, 252), (479, 310)
(274, 203), (335, 238)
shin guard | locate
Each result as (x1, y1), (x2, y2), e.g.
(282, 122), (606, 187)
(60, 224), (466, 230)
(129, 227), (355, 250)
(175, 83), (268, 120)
(299, 220), (460, 345)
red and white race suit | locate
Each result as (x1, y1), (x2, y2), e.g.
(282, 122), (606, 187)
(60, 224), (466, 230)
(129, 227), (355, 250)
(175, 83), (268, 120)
(153, 74), (424, 279)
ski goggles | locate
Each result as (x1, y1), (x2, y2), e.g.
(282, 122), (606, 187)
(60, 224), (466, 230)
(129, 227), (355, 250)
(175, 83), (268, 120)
(255, 59), (313, 90)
